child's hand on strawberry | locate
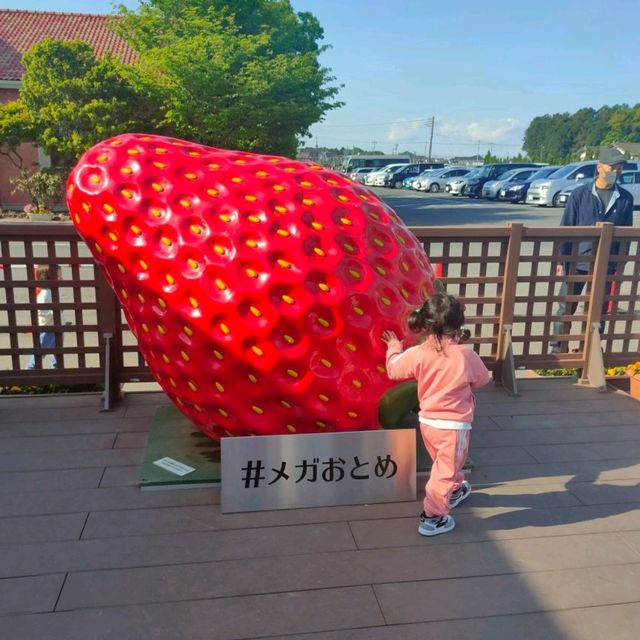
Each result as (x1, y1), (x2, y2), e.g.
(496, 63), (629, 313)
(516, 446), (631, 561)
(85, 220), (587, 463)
(382, 330), (399, 344)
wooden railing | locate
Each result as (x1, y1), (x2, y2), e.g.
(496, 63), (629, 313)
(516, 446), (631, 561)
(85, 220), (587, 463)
(1, 222), (638, 406)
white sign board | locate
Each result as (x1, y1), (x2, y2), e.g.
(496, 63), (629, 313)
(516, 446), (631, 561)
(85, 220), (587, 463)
(221, 429), (416, 513)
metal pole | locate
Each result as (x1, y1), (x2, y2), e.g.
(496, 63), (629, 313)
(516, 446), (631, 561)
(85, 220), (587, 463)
(428, 116), (435, 162)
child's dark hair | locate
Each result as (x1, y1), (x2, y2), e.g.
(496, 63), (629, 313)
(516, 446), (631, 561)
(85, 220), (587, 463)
(408, 292), (470, 348)
(34, 264), (60, 281)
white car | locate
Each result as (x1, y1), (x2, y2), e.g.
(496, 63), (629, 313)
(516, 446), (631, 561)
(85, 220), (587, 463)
(415, 167), (471, 192)
(619, 170), (640, 204)
(481, 168), (538, 199)
(363, 163), (408, 186)
(557, 170), (640, 207)
(526, 161), (597, 207)
(526, 159), (640, 207)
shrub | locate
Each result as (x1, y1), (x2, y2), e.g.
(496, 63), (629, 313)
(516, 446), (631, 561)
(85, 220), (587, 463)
(9, 168), (65, 212)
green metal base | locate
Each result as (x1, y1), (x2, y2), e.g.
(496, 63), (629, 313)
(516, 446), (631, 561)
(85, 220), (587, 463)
(138, 405), (473, 488)
(138, 405), (221, 488)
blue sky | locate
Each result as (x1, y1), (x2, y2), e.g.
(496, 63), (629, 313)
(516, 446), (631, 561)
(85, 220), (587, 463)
(6, 0), (640, 158)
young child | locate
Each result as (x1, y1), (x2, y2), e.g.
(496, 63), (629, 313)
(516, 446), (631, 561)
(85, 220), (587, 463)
(27, 264), (62, 370)
(382, 292), (490, 536)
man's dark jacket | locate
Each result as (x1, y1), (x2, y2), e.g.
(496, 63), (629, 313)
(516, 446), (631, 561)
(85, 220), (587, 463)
(560, 181), (633, 273)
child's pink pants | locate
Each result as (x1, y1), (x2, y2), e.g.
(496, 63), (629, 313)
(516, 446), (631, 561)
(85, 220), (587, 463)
(420, 424), (470, 517)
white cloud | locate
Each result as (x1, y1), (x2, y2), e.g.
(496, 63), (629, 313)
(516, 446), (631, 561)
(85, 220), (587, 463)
(439, 117), (523, 142)
(466, 118), (522, 141)
(386, 119), (425, 142)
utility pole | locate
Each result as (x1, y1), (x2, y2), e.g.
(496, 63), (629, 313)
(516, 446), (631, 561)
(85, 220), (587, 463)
(371, 141), (377, 152)
(424, 117), (435, 161)
(392, 143), (398, 154)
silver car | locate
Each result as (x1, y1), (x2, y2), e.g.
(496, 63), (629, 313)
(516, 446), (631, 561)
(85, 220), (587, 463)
(416, 167), (471, 192)
(481, 168), (538, 199)
(447, 169), (480, 196)
(348, 168), (374, 183)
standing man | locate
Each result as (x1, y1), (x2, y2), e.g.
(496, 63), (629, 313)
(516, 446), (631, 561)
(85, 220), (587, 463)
(550, 147), (633, 353)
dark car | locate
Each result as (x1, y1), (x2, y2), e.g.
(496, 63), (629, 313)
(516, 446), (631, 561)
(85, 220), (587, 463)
(464, 162), (542, 198)
(497, 166), (560, 203)
(382, 162), (445, 188)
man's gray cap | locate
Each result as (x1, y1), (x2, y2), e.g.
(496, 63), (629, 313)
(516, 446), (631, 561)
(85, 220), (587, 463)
(598, 147), (626, 165)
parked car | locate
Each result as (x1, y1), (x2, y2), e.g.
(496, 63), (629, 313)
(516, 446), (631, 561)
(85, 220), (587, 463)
(348, 167), (374, 183)
(403, 170), (435, 189)
(464, 162), (541, 198)
(526, 161), (597, 207)
(481, 168), (539, 199)
(619, 170), (640, 205)
(556, 170), (640, 208)
(414, 167), (471, 192)
(447, 168), (481, 196)
(555, 183), (584, 208)
(382, 162), (445, 188)
(363, 163), (408, 186)
(497, 166), (560, 203)
(525, 160), (640, 207)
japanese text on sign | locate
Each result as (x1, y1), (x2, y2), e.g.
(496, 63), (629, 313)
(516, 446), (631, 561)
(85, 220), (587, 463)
(221, 429), (416, 513)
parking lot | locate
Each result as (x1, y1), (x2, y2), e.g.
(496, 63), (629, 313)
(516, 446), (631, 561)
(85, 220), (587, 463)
(372, 187), (568, 227)
(371, 186), (640, 228)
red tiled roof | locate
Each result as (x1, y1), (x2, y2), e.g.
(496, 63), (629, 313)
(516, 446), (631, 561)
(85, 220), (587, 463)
(0, 9), (136, 82)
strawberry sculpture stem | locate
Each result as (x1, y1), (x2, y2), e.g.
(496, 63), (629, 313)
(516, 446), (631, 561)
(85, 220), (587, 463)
(67, 134), (436, 441)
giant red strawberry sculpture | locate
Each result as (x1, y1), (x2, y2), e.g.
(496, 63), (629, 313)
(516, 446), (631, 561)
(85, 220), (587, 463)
(67, 134), (435, 440)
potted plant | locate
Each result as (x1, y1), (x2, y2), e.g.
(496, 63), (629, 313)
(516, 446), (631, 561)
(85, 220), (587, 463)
(9, 168), (64, 221)
(23, 203), (53, 221)
(625, 361), (640, 400)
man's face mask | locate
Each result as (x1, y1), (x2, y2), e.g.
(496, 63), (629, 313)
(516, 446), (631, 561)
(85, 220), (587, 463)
(601, 164), (622, 186)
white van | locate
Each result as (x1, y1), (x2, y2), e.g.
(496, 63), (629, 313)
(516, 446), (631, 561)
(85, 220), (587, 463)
(526, 160), (640, 207)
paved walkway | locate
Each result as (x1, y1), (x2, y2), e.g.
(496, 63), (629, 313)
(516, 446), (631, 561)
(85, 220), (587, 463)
(1, 378), (639, 639)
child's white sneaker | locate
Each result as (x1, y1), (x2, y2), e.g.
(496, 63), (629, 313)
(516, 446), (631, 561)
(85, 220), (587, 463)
(418, 512), (455, 536)
(449, 480), (471, 508)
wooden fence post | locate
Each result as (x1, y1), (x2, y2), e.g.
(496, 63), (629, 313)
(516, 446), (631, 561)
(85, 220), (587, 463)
(495, 223), (522, 395)
(580, 222), (613, 391)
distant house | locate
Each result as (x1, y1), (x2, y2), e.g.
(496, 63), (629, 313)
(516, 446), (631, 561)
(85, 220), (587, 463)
(449, 156), (484, 167)
(608, 143), (640, 160)
(0, 9), (135, 208)
(579, 143), (640, 162)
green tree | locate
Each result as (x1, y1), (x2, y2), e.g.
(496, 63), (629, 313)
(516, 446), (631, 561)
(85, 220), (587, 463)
(483, 150), (498, 164)
(0, 99), (37, 168)
(113, 0), (343, 156)
(523, 104), (640, 164)
(602, 104), (640, 144)
(19, 38), (157, 166)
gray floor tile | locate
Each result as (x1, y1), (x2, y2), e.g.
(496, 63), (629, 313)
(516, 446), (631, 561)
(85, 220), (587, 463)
(0, 512), (86, 544)
(0, 433), (116, 453)
(0, 447), (143, 472)
(0, 522), (356, 578)
(266, 602), (640, 640)
(2, 586), (384, 640)
(0, 574), (65, 614)
(525, 441), (640, 463)
(0, 468), (103, 493)
(0, 484), (216, 517)
(57, 531), (640, 610)
(374, 563), (640, 624)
